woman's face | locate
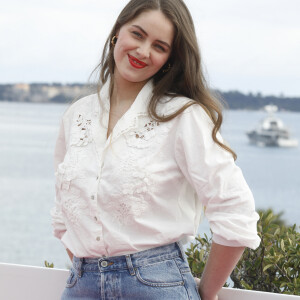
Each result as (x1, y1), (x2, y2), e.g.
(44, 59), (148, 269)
(113, 10), (174, 85)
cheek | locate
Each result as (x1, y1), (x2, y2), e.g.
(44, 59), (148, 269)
(152, 55), (169, 70)
(113, 35), (130, 61)
(114, 44), (127, 66)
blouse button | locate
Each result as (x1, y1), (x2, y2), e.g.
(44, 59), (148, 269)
(96, 236), (101, 241)
(91, 195), (95, 200)
(94, 216), (98, 222)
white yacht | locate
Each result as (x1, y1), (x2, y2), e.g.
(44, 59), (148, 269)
(247, 105), (298, 147)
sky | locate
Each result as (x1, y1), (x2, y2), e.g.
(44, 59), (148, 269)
(0, 0), (299, 97)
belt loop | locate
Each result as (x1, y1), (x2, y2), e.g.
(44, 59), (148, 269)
(77, 258), (83, 277)
(176, 241), (186, 259)
(125, 254), (136, 276)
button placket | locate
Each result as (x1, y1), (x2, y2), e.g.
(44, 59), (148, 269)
(96, 160), (104, 182)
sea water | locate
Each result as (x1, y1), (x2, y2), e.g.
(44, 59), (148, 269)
(0, 101), (299, 269)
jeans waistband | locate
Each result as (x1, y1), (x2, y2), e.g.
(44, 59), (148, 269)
(72, 242), (185, 276)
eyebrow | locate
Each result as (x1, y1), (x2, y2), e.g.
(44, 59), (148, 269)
(131, 25), (171, 49)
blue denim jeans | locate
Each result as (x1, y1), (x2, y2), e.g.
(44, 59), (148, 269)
(61, 242), (201, 299)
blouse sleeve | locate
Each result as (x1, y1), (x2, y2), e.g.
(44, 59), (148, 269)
(50, 119), (67, 240)
(174, 104), (261, 249)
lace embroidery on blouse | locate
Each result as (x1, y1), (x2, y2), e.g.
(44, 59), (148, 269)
(105, 153), (153, 225)
(104, 119), (175, 225)
(61, 186), (88, 227)
(55, 147), (87, 188)
(70, 113), (93, 147)
(111, 194), (149, 225)
(125, 119), (171, 149)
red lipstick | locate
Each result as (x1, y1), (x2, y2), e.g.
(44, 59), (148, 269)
(128, 54), (148, 69)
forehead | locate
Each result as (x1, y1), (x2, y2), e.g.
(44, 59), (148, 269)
(124, 10), (174, 43)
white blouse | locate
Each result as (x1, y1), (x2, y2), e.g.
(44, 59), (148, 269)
(51, 79), (260, 258)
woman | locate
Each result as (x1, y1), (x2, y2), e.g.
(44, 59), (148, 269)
(51, 0), (261, 299)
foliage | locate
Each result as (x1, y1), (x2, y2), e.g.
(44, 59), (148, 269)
(44, 260), (54, 268)
(186, 233), (212, 279)
(186, 209), (300, 295)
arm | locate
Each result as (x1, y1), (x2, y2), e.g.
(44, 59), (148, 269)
(198, 243), (245, 300)
(175, 105), (260, 250)
(50, 120), (67, 240)
(174, 105), (260, 297)
(66, 248), (74, 262)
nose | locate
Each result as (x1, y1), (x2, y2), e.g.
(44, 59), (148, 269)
(136, 43), (150, 59)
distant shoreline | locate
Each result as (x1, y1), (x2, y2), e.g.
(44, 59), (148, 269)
(1, 83), (300, 111)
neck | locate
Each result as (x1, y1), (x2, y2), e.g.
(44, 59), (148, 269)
(111, 70), (148, 106)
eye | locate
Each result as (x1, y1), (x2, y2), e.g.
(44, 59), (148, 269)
(154, 44), (166, 52)
(132, 31), (143, 39)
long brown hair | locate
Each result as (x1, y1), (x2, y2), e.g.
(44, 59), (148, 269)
(93, 0), (236, 160)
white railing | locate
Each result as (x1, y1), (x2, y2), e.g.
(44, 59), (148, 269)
(0, 262), (299, 300)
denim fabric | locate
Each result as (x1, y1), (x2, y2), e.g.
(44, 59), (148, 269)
(61, 242), (201, 300)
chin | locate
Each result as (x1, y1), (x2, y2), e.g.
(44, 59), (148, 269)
(120, 72), (152, 84)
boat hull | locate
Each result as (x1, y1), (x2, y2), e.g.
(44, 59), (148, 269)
(247, 131), (298, 148)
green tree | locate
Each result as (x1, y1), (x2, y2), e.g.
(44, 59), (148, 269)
(186, 209), (300, 295)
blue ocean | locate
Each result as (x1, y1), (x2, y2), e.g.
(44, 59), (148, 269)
(0, 101), (299, 269)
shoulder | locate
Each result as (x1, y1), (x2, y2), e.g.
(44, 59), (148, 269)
(157, 94), (213, 124)
(156, 94), (192, 116)
(63, 93), (99, 121)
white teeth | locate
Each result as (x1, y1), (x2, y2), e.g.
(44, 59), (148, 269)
(130, 56), (143, 66)
(133, 59), (141, 65)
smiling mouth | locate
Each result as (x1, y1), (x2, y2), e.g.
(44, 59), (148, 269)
(128, 54), (148, 69)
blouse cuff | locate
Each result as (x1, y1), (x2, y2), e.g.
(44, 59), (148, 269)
(212, 232), (261, 250)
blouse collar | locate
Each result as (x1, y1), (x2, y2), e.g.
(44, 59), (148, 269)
(99, 77), (154, 117)
(94, 77), (154, 146)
